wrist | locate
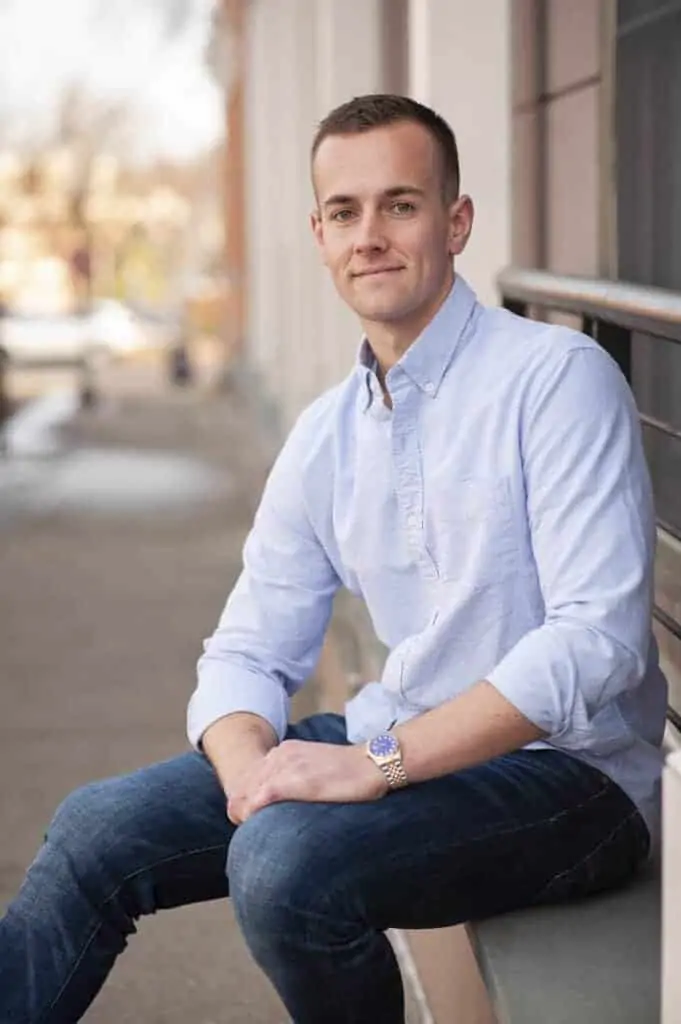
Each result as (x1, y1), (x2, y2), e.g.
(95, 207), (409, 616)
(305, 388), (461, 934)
(214, 748), (268, 793)
(350, 743), (390, 799)
(365, 730), (409, 792)
(202, 713), (276, 792)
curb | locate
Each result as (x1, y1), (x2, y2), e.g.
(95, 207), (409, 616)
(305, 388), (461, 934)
(0, 388), (79, 458)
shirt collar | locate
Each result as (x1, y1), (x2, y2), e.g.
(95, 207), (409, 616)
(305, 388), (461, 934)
(357, 335), (376, 372)
(355, 274), (479, 400)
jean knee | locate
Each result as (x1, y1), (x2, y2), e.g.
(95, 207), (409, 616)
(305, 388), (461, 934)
(228, 807), (319, 928)
(45, 777), (141, 902)
(48, 781), (109, 859)
(227, 803), (358, 956)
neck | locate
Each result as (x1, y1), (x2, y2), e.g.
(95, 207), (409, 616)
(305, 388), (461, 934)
(362, 270), (455, 377)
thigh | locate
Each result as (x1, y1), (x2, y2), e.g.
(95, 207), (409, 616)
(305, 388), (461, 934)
(232, 748), (650, 931)
(48, 750), (234, 909)
(46, 714), (347, 911)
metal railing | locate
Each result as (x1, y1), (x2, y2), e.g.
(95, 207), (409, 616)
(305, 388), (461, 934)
(498, 267), (681, 725)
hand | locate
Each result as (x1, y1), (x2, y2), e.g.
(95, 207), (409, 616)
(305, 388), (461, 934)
(226, 740), (388, 824)
(201, 712), (276, 799)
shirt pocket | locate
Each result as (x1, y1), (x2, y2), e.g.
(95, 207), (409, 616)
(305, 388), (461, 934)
(425, 475), (519, 582)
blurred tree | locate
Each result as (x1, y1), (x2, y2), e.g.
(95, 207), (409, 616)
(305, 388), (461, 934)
(48, 84), (132, 309)
(0, 0), (221, 314)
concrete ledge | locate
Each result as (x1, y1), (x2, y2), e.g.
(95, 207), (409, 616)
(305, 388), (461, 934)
(467, 857), (660, 1024)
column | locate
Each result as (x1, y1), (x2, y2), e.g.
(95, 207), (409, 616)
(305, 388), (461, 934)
(245, 0), (393, 426)
(408, 0), (512, 306)
(315, 0), (386, 392)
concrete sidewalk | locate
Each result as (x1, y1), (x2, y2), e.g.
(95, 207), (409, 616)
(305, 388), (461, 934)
(0, 372), (325, 1023)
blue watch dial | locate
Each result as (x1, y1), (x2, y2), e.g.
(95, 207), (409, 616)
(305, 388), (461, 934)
(369, 733), (398, 757)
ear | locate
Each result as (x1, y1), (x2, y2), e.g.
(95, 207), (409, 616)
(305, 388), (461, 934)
(310, 209), (328, 265)
(447, 195), (474, 257)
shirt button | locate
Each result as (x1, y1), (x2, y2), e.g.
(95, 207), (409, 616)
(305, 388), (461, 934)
(423, 380), (435, 393)
(407, 513), (419, 527)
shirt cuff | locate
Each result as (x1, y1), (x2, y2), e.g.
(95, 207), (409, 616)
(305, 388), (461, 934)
(187, 663), (290, 749)
(485, 629), (568, 739)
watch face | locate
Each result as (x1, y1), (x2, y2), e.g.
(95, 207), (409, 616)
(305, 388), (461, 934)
(369, 733), (399, 758)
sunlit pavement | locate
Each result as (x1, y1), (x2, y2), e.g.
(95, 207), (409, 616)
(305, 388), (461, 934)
(0, 365), (313, 1023)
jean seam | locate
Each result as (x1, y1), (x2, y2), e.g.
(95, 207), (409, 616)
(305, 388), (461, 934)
(39, 842), (229, 1023)
(357, 777), (637, 931)
(323, 775), (616, 920)
(532, 806), (646, 901)
(427, 772), (613, 850)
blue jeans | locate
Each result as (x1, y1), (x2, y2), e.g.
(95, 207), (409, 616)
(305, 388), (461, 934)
(0, 713), (650, 1023)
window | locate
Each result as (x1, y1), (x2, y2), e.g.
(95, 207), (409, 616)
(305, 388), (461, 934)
(617, 0), (681, 537)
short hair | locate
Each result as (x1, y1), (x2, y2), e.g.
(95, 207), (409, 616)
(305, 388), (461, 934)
(311, 94), (460, 202)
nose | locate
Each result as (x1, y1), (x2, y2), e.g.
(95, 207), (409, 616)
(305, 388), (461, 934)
(353, 209), (388, 255)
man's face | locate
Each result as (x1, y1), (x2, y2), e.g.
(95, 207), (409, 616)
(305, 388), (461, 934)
(311, 120), (472, 329)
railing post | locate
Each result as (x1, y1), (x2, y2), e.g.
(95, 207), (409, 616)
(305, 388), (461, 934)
(582, 316), (595, 338)
(502, 298), (528, 318)
(595, 320), (633, 384)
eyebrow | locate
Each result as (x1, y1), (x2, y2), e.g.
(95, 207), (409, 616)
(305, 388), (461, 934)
(322, 186), (426, 209)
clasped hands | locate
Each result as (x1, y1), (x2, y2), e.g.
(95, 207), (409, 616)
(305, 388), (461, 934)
(226, 739), (388, 825)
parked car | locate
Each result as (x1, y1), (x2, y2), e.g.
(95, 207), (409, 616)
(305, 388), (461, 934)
(0, 311), (87, 368)
(0, 301), (170, 371)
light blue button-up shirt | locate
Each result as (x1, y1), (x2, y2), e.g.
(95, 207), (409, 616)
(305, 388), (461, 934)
(188, 276), (668, 834)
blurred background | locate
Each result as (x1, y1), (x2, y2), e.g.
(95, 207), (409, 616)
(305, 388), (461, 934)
(1, 2), (681, 1023)
(0, 0), (225, 411)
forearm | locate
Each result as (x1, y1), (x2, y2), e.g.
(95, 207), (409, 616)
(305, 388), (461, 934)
(202, 712), (278, 793)
(393, 680), (545, 784)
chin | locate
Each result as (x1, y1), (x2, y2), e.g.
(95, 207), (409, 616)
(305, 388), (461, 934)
(351, 303), (398, 322)
(348, 290), (410, 319)
(361, 302), (414, 323)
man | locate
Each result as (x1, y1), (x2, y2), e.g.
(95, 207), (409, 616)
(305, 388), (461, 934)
(0, 94), (666, 1023)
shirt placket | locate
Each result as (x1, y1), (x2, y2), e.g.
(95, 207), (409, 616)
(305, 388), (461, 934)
(391, 388), (439, 579)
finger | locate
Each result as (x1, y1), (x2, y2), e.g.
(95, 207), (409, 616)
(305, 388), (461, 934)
(227, 796), (244, 826)
(228, 762), (272, 824)
(247, 779), (283, 817)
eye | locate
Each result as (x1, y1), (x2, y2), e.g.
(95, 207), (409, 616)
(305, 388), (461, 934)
(330, 208), (356, 223)
(391, 201), (416, 216)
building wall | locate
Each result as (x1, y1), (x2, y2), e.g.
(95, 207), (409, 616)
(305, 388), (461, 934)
(510, 0), (614, 277)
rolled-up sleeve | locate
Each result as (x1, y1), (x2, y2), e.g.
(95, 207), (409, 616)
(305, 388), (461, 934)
(187, 411), (341, 747)
(487, 344), (656, 744)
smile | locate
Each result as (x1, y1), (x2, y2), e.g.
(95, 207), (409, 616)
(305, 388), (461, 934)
(352, 267), (404, 278)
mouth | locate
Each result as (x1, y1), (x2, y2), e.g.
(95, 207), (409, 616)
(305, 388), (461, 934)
(352, 266), (404, 279)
